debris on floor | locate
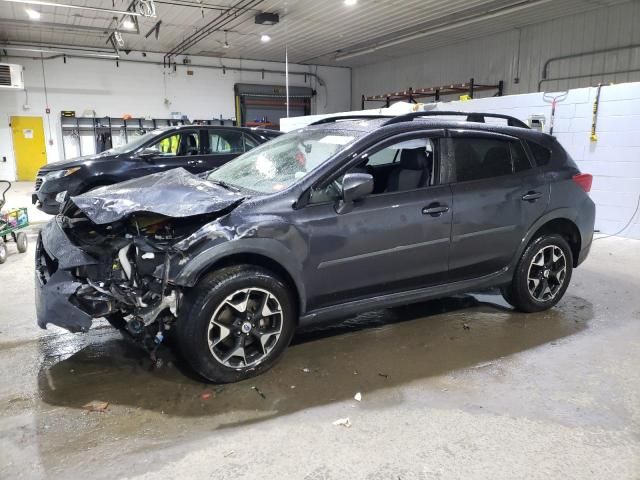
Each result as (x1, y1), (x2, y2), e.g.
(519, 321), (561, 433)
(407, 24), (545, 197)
(332, 417), (352, 428)
(463, 323), (471, 330)
(82, 400), (109, 412)
(223, 450), (235, 458)
(251, 386), (266, 399)
(354, 392), (362, 402)
(378, 372), (389, 378)
(200, 391), (213, 400)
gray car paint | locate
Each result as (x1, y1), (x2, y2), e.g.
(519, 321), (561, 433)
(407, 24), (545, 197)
(34, 117), (595, 333)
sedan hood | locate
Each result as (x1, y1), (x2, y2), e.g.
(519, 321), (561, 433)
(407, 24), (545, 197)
(39, 152), (120, 172)
(70, 168), (244, 224)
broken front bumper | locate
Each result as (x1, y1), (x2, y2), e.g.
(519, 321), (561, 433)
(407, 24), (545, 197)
(35, 218), (99, 333)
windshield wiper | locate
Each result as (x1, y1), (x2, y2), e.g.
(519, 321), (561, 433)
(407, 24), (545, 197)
(211, 179), (240, 192)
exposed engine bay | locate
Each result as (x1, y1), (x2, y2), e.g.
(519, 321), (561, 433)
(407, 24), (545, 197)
(35, 168), (245, 355)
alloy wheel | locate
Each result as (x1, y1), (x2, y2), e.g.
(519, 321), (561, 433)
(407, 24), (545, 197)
(527, 245), (567, 302)
(207, 288), (283, 368)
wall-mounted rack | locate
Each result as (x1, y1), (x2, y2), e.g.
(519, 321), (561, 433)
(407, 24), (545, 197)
(361, 78), (504, 109)
(60, 115), (189, 160)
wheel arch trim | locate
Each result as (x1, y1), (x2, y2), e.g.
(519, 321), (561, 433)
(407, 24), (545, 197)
(171, 238), (307, 314)
(514, 209), (586, 269)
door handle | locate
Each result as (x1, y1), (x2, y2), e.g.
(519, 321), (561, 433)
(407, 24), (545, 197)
(422, 203), (450, 217)
(522, 191), (543, 202)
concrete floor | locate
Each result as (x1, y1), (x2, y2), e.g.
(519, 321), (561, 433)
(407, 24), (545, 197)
(0, 228), (638, 479)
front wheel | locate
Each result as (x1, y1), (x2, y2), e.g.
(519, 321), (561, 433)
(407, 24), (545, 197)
(176, 265), (296, 383)
(502, 234), (573, 313)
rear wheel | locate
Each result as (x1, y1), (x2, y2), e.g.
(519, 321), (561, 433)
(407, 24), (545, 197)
(16, 232), (28, 253)
(0, 239), (6, 264)
(502, 234), (573, 312)
(177, 265), (296, 383)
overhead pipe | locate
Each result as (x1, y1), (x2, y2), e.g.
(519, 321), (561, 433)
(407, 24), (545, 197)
(541, 43), (640, 80)
(538, 68), (640, 91)
(1, 0), (148, 16)
(164, 0), (263, 60)
(334, 0), (553, 62)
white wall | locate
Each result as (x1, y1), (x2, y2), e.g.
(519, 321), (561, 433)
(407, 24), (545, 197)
(352, 1), (640, 108)
(280, 82), (640, 240)
(0, 52), (351, 180)
(432, 83), (640, 239)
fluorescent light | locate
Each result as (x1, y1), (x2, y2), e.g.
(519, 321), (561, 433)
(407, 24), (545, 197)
(260, 34), (271, 43)
(122, 17), (135, 30)
(344, 0), (357, 5)
(25, 8), (40, 20)
(335, 0), (552, 61)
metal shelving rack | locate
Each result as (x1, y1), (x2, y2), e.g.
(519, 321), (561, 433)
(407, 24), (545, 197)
(361, 78), (504, 109)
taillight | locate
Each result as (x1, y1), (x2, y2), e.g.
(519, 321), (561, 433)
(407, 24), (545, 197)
(573, 173), (592, 193)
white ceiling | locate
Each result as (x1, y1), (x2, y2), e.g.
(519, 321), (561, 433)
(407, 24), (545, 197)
(0, 0), (632, 66)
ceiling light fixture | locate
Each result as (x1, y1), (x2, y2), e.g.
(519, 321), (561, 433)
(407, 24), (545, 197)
(122, 17), (135, 30)
(344, 0), (357, 5)
(223, 30), (230, 48)
(260, 34), (271, 43)
(255, 12), (279, 25)
(25, 8), (40, 19)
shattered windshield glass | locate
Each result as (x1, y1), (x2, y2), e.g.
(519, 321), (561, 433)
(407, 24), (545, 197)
(207, 128), (362, 193)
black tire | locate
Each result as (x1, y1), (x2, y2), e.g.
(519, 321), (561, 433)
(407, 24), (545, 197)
(105, 314), (128, 330)
(0, 239), (6, 264)
(502, 234), (573, 313)
(176, 265), (297, 383)
(16, 232), (28, 253)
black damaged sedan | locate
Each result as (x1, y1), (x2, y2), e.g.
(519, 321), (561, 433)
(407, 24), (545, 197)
(36, 113), (595, 383)
(33, 125), (280, 214)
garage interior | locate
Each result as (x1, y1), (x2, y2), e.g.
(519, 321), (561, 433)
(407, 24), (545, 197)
(1, 0), (640, 478)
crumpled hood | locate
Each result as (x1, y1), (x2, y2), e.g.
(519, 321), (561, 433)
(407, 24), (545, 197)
(70, 168), (244, 224)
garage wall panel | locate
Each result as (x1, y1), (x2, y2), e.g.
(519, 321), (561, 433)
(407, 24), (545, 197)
(0, 53), (350, 177)
(352, 2), (640, 108)
(429, 83), (640, 239)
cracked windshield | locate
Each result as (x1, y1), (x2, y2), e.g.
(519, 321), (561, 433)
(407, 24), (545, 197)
(207, 129), (361, 193)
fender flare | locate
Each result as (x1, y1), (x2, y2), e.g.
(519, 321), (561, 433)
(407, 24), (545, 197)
(510, 208), (584, 270)
(172, 238), (308, 313)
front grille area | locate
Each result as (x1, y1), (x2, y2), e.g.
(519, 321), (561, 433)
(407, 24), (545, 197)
(35, 177), (44, 191)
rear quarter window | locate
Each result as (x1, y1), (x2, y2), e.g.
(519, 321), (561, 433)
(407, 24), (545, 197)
(526, 140), (552, 167)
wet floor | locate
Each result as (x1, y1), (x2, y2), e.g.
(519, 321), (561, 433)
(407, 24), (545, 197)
(1, 236), (639, 479)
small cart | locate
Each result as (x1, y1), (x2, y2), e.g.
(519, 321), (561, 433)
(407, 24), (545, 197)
(0, 181), (29, 264)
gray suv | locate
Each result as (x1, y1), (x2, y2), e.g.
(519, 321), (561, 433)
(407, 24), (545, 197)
(35, 112), (595, 383)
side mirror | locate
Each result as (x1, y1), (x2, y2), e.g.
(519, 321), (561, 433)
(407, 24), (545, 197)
(136, 148), (158, 162)
(336, 173), (373, 214)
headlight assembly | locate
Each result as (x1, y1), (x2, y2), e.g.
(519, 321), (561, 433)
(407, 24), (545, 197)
(45, 167), (81, 180)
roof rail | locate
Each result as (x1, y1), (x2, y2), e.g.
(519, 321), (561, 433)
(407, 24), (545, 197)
(308, 115), (391, 126)
(383, 111), (529, 129)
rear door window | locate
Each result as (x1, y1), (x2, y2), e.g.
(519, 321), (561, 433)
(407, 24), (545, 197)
(526, 140), (552, 166)
(451, 137), (531, 182)
(205, 130), (244, 154)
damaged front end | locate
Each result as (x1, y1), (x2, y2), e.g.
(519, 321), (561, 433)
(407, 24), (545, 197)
(35, 168), (244, 347)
